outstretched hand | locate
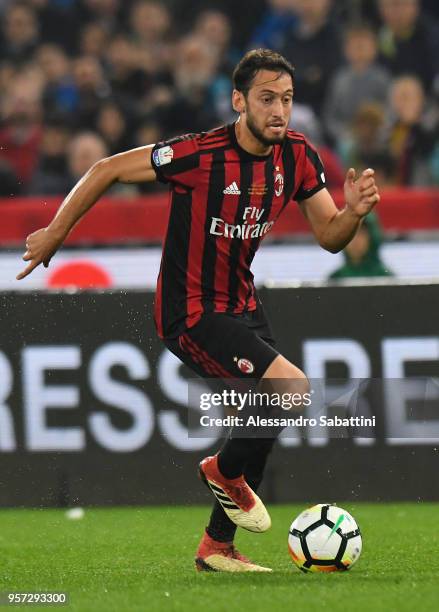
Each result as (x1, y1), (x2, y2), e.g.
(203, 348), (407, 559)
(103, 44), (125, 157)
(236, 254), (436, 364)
(344, 168), (380, 218)
(16, 227), (65, 280)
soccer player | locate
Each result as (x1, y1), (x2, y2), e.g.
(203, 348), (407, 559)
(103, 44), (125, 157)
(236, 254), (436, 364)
(17, 49), (380, 572)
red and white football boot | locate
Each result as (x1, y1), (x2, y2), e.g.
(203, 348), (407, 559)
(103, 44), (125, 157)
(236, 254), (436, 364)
(195, 531), (272, 572)
(198, 454), (271, 533)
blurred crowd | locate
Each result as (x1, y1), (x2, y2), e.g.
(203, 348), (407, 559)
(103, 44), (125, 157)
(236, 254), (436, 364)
(0, 0), (438, 197)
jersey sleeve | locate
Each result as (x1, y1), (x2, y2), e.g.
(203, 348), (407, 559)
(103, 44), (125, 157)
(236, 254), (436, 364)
(294, 140), (327, 202)
(151, 134), (201, 188)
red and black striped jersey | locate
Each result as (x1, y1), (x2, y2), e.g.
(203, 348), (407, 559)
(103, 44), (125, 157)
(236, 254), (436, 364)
(151, 123), (326, 339)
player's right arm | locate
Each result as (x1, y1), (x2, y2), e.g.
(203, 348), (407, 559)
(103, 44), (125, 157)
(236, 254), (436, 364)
(17, 145), (156, 280)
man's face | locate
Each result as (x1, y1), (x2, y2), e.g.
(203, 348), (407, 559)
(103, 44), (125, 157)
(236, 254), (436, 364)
(235, 70), (294, 146)
(379, 0), (419, 32)
(345, 31), (377, 66)
(296, 0), (331, 23)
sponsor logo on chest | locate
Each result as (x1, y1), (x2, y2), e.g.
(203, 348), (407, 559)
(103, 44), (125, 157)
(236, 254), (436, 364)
(210, 206), (274, 240)
(211, 169), (284, 240)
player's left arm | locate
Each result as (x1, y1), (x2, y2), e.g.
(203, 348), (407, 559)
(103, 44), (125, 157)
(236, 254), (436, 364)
(298, 168), (380, 253)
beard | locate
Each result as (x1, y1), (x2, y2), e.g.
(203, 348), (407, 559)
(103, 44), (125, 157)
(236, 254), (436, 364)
(246, 108), (287, 146)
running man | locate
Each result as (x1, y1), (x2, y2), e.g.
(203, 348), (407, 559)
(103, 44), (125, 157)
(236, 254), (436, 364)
(17, 49), (380, 572)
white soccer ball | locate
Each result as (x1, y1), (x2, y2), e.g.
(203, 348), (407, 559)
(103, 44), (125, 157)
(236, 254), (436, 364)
(288, 503), (362, 573)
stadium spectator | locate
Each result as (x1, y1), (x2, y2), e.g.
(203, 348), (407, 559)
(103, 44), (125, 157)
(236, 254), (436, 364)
(79, 21), (110, 61)
(135, 119), (161, 149)
(386, 76), (438, 186)
(65, 130), (137, 195)
(0, 62), (23, 195)
(65, 131), (108, 190)
(37, 44), (78, 118)
(0, 66), (43, 186)
(193, 10), (237, 122)
(0, 2), (40, 65)
(280, 0), (342, 113)
(170, 0), (267, 50)
(155, 36), (222, 135)
(324, 24), (389, 145)
(377, 0), (439, 92)
(129, 0), (173, 76)
(31, 0), (80, 54)
(105, 34), (151, 104)
(72, 55), (111, 129)
(79, 0), (121, 34)
(329, 212), (392, 279)
(250, 0), (299, 51)
(338, 104), (390, 183)
(96, 101), (132, 155)
(28, 117), (71, 195)
(194, 9), (237, 72)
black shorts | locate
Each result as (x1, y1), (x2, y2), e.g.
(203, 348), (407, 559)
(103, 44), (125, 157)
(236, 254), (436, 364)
(163, 301), (279, 382)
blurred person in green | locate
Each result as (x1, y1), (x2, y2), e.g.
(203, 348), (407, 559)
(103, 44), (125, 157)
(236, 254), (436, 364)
(329, 211), (393, 278)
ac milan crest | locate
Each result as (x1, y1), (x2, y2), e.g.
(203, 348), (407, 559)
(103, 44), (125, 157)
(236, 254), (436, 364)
(236, 358), (255, 374)
(275, 173), (284, 197)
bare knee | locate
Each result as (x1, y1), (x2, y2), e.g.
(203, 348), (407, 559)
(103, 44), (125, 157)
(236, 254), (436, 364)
(260, 355), (310, 410)
(263, 354), (308, 384)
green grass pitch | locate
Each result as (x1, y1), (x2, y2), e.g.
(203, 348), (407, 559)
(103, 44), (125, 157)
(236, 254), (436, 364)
(1, 503), (438, 612)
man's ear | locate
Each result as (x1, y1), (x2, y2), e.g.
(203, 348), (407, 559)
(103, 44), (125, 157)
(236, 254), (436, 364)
(232, 89), (246, 114)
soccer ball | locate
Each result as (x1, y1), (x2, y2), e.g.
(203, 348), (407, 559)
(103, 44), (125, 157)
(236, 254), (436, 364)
(288, 503), (362, 573)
